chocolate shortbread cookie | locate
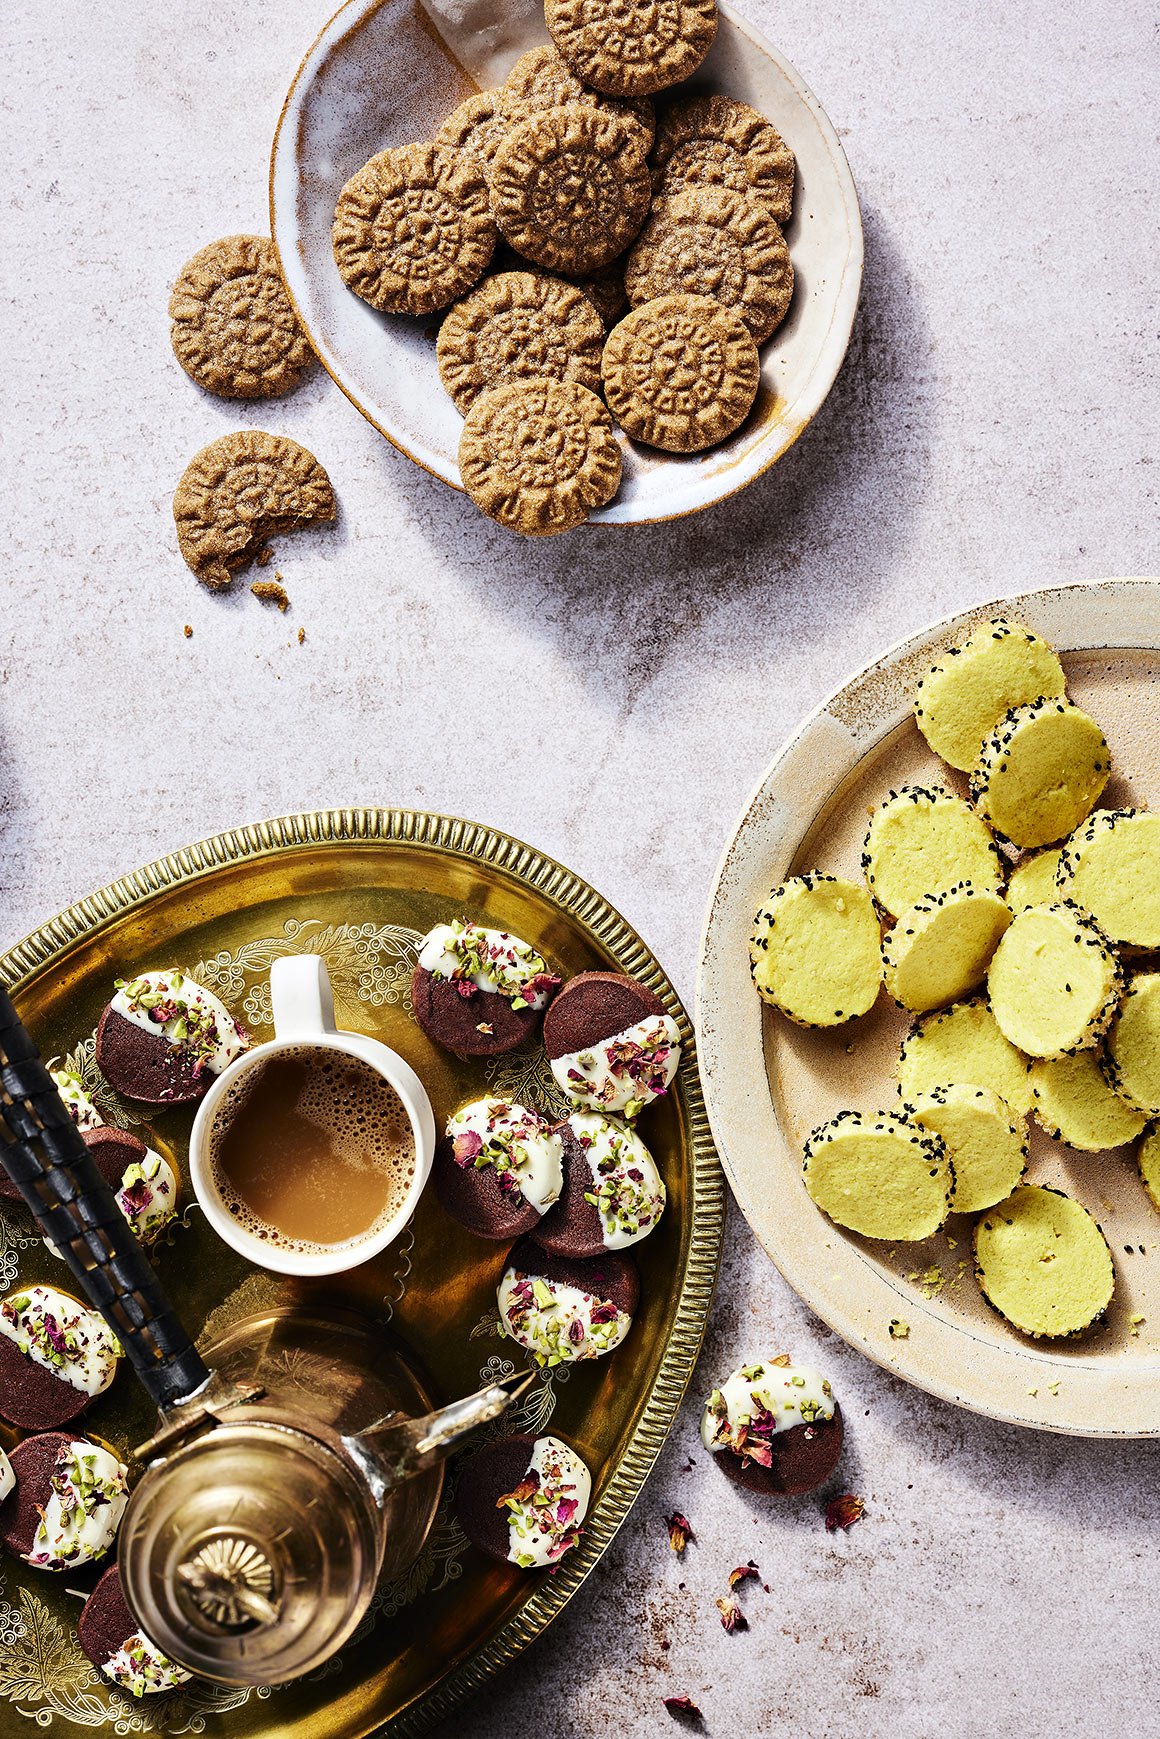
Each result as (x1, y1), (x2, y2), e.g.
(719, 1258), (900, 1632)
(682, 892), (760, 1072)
(489, 103), (651, 275)
(502, 44), (655, 148)
(544, 971), (681, 1116)
(0, 1433), (129, 1569)
(79, 1566), (192, 1698)
(497, 1238), (640, 1364)
(411, 920), (561, 1056)
(626, 186), (793, 342)
(0, 1285), (122, 1430)
(434, 1098), (564, 1239)
(95, 969), (248, 1104)
(459, 377), (621, 535)
(545, 0), (717, 97)
(602, 293), (760, 452)
(651, 94), (796, 226)
(701, 1359), (844, 1496)
(169, 235), (313, 400)
(333, 143), (496, 314)
(456, 1432), (591, 1567)
(438, 272), (604, 411)
(173, 430), (335, 591)
(531, 1110), (666, 1257)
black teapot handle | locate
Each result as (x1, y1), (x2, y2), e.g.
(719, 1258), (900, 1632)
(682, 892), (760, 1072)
(0, 983), (210, 1412)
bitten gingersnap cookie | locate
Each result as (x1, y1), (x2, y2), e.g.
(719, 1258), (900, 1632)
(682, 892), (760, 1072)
(168, 235), (313, 400)
(438, 272), (604, 412)
(489, 104), (651, 275)
(459, 378), (622, 535)
(545, 0), (718, 97)
(173, 431), (335, 591)
(333, 143), (496, 314)
(626, 186), (793, 343)
(502, 44), (655, 148)
(602, 293), (760, 452)
(651, 94), (796, 226)
(434, 92), (508, 179)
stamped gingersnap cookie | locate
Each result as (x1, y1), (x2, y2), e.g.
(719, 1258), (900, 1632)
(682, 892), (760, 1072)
(438, 272), (604, 412)
(490, 243), (629, 332)
(602, 293), (760, 452)
(173, 431), (335, 591)
(502, 44), (655, 148)
(169, 235), (313, 400)
(459, 378), (621, 535)
(490, 103), (651, 275)
(333, 143), (495, 315)
(545, 0), (718, 97)
(625, 186), (793, 342)
(434, 92), (507, 179)
(651, 94), (796, 226)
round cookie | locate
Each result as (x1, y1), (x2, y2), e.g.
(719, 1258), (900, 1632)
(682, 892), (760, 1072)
(603, 293), (760, 453)
(0, 1285), (122, 1430)
(0, 1448), (12, 1505)
(914, 616), (1066, 773)
(34, 1129), (179, 1249)
(1101, 973), (1160, 1116)
(0, 1433), (129, 1570)
(411, 920), (560, 1056)
(987, 902), (1123, 1060)
(79, 1566), (192, 1698)
(861, 785), (1004, 921)
(882, 883), (1012, 1014)
(169, 234), (313, 400)
(489, 242), (629, 331)
(1030, 1050), (1147, 1152)
(532, 1111), (666, 1256)
(802, 1109), (952, 1241)
(749, 873), (883, 1028)
(95, 968), (248, 1103)
(651, 94), (796, 226)
(545, 0), (718, 97)
(497, 1239), (639, 1365)
(456, 1432), (591, 1567)
(173, 430), (335, 592)
(333, 143), (495, 314)
(1055, 809), (1160, 949)
(459, 377), (621, 535)
(51, 1066), (103, 1133)
(489, 103), (651, 274)
(1139, 1125), (1160, 1214)
(502, 44), (655, 147)
(434, 91), (508, 180)
(969, 698), (1111, 850)
(625, 187), (793, 343)
(434, 1098), (564, 1239)
(974, 1185), (1115, 1339)
(544, 971), (681, 1116)
(897, 997), (1034, 1116)
(1007, 847), (1063, 915)
(905, 1085), (1027, 1214)
(701, 1358), (843, 1496)
(438, 272), (604, 412)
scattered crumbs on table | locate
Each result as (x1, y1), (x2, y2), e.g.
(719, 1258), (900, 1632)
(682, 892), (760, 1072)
(251, 578), (290, 610)
(1047, 1381), (1060, 1396)
(255, 544), (273, 566)
(297, 626), (306, 644)
(1028, 1387), (1038, 1397)
(182, 623), (193, 637)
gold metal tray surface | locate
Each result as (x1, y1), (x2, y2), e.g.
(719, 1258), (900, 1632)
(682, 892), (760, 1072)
(0, 810), (724, 1736)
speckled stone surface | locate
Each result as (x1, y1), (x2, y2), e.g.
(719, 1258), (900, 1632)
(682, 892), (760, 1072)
(2, 1), (1157, 1733)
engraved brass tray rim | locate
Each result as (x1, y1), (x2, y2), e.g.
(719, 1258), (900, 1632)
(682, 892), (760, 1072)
(0, 807), (725, 1737)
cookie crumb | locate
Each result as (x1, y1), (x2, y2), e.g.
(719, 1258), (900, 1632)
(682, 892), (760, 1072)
(251, 579), (290, 611)
(255, 545), (273, 566)
(183, 624), (193, 638)
(297, 626), (306, 645)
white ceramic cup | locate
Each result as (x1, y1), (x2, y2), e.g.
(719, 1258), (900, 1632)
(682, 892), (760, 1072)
(188, 955), (436, 1276)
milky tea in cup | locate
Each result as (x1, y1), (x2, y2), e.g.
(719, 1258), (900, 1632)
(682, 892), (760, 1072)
(208, 1046), (417, 1255)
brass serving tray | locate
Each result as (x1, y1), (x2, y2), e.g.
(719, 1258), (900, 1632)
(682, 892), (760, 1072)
(0, 810), (723, 1736)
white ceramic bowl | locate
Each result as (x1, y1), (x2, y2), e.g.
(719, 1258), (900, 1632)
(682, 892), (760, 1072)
(270, 0), (863, 524)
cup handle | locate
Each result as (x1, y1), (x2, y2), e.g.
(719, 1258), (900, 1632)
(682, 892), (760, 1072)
(270, 955), (337, 1040)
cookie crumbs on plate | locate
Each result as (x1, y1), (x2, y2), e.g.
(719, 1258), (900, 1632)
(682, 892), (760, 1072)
(1047, 1381), (1060, 1396)
(1129, 1314), (1145, 1336)
(297, 626), (306, 645)
(182, 624), (193, 638)
(888, 1319), (909, 1339)
(251, 579), (290, 610)
(1028, 1387), (1038, 1397)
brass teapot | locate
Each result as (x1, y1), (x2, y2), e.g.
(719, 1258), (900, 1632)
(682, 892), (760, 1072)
(0, 985), (529, 1687)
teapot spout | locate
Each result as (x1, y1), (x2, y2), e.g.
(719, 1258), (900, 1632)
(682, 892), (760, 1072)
(343, 1369), (535, 1501)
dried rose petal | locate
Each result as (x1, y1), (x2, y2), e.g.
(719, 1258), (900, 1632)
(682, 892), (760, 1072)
(728, 1563), (760, 1591)
(666, 1511), (693, 1554)
(496, 1473), (540, 1510)
(663, 1695), (702, 1721)
(715, 1596), (748, 1633)
(825, 1492), (865, 1533)
(451, 1130), (484, 1167)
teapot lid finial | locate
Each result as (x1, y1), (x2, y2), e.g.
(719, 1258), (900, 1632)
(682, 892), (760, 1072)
(176, 1534), (279, 1630)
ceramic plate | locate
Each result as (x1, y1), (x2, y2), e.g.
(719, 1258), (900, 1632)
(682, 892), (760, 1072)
(696, 579), (1160, 1438)
(269, 0), (862, 524)
(0, 810), (723, 1736)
